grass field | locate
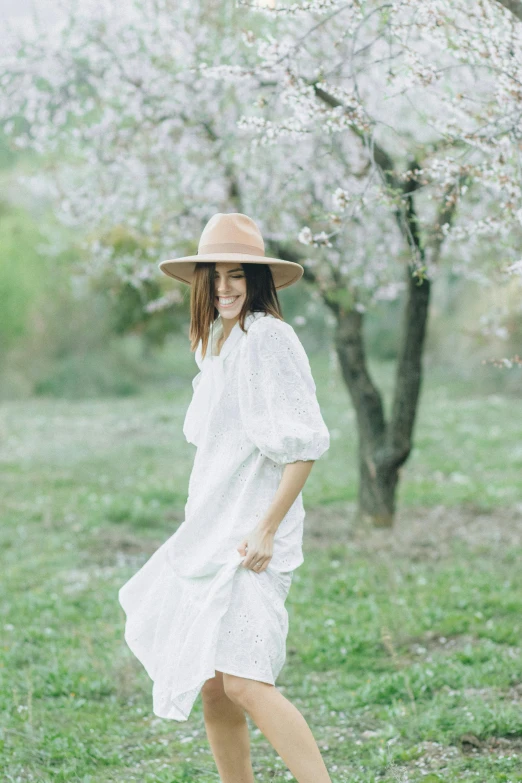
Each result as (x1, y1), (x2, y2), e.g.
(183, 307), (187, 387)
(1, 352), (521, 782)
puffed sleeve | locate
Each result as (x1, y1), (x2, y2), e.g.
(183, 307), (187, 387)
(238, 316), (330, 464)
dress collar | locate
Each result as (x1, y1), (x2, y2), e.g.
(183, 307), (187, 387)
(184, 311), (268, 447)
(195, 310), (266, 369)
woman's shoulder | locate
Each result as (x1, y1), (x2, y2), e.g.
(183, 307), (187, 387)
(241, 312), (316, 394)
(244, 312), (309, 363)
(246, 312), (297, 343)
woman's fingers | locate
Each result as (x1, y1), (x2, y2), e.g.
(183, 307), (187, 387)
(243, 555), (271, 572)
(257, 557), (271, 572)
(237, 532), (273, 572)
(242, 551), (260, 569)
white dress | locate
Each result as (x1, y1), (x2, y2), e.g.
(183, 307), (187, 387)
(118, 310), (330, 721)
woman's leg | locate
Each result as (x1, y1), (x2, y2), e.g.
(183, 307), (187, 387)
(201, 670), (256, 783)
(222, 673), (332, 783)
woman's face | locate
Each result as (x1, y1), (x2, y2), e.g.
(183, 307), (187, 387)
(213, 262), (247, 320)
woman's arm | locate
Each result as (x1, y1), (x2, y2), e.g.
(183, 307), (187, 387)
(238, 460), (315, 572)
(259, 460), (315, 535)
(237, 318), (329, 572)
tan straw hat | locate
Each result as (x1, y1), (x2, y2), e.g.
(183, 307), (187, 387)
(159, 212), (304, 290)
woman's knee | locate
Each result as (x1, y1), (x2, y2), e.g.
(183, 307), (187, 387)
(201, 672), (226, 706)
(222, 673), (268, 708)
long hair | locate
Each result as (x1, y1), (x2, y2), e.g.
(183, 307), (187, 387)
(189, 262), (283, 357)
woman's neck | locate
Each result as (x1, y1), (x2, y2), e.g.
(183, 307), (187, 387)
(221, 315), (239, 341)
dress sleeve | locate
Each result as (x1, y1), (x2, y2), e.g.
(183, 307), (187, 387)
(238, 317), (330, 465)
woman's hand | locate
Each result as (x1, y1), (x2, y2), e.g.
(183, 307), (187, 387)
(236, 524), (274, 573)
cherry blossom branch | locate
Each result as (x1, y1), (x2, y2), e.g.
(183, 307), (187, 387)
(495, 0), (522, 22)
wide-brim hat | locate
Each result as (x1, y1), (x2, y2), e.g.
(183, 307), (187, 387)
(159, 212), (304, 290)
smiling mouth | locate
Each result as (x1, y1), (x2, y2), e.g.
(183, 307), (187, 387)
(216, 296), (240, 307)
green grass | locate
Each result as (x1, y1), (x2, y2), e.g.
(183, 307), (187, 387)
(0, 356), (521, 781)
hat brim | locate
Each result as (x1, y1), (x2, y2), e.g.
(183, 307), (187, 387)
(158, 253), (304, 291)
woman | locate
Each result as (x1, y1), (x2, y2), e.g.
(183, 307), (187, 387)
(118, 213), (332, 783)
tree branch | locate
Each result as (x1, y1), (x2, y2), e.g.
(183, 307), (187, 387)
(311, 82), (426, 260)
(496, 0), (522, 22)
(312, 84), (399, 189)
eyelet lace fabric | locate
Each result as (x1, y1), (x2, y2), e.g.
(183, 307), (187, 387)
(118, 311), (330, 721)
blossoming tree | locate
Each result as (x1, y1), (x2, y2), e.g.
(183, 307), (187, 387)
(214, 0), (522, 525)
(1, 0), (520, 525)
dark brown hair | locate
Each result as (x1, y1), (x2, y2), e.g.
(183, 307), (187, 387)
(189, 262), (283, 357)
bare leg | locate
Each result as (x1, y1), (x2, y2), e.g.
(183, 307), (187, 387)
(223, 674), (332, 783)
(201, 670), (256, 783)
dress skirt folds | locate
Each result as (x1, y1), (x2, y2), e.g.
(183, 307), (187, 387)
(117, 311), (330, 721)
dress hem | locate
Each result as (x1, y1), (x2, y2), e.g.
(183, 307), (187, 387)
(212, 665), (276, 686)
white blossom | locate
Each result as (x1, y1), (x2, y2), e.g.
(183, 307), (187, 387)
(332, 188), (351, 211)
(505, 261), (522, 277)
(298, 226), (313, 245)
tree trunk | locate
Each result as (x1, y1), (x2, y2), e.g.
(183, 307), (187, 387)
(334, 267), (431, 528)
(333, 308), (392, 526)
(357, 444), (400, 528)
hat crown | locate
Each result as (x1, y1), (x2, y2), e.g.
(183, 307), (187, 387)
(198, 213), (265, 256)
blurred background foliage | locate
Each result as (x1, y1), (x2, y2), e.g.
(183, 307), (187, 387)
(0, 129), (520, 401)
